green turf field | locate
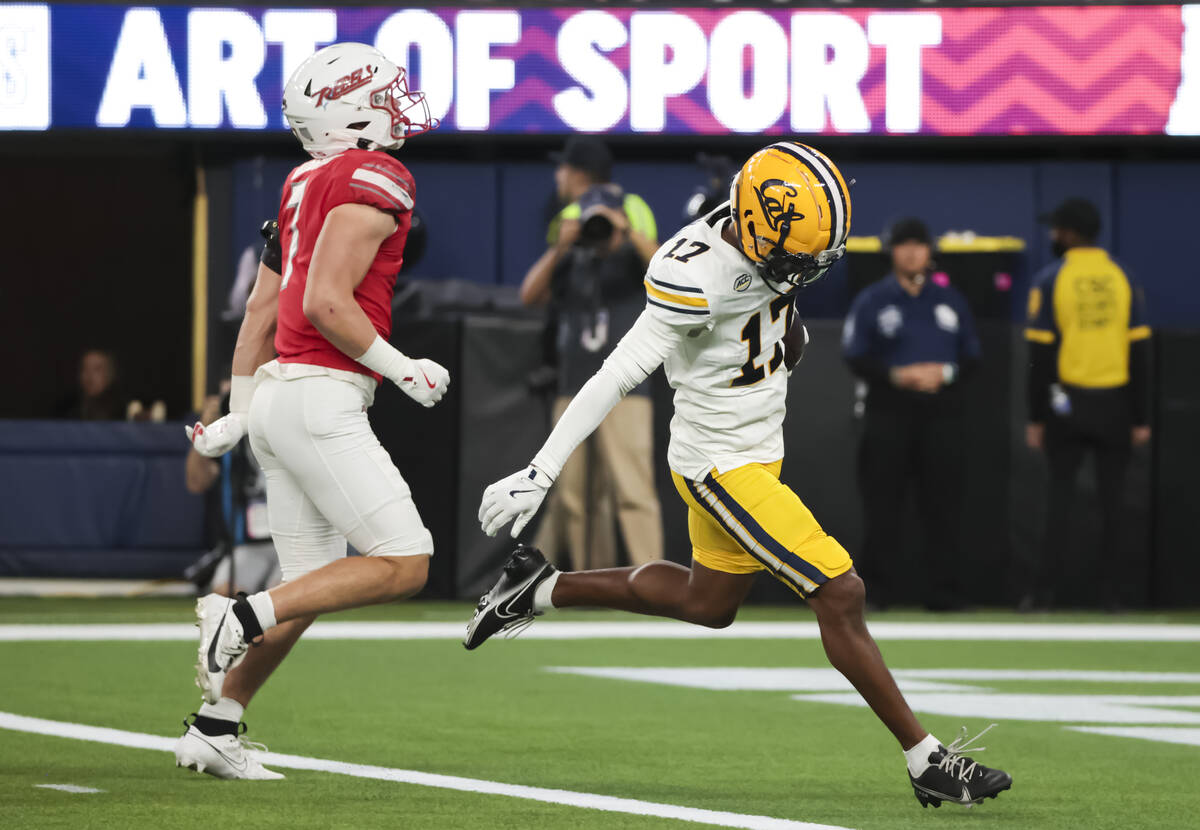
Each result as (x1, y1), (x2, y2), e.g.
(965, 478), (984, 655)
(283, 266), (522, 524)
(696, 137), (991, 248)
(2, 599), (1199, 830)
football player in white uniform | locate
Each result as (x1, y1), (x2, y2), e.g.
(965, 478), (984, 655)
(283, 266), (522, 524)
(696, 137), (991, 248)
(466, 143), (1011, 809)
(174, 43), (445, 780)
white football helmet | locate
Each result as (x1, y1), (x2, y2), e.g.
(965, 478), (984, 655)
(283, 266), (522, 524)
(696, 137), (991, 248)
(282, 42), (436, 158)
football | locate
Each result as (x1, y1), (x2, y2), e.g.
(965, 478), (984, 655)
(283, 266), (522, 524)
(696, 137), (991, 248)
(783, 317), (809, 372)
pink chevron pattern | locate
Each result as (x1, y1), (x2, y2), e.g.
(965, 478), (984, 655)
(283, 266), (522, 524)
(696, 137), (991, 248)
(475, 5), (1187, 136)
(923, 6), (1183, 134)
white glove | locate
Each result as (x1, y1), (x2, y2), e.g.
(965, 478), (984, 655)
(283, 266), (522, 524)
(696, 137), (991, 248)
(186, 413), (245, 458)
(479, 466), (553, 538)
(396, 357), (450, 408)
(357, 336), (450, 408)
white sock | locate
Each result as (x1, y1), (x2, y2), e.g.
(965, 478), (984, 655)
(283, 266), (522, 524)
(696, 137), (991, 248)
(532, 571), (561, 613)
(246, 590), (277, 632)
(198, 696), (245, 724)
(904, 733), (942, 777)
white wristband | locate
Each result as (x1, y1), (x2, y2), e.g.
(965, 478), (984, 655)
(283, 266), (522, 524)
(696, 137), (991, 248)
(229, 375), (255, 415)
(356, 335), (414, 386)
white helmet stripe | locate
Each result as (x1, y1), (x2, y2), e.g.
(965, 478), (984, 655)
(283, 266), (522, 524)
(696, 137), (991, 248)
(771, 142), (848, 249)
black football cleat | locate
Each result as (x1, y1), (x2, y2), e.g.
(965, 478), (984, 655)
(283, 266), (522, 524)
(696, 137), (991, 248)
(463, 545), (557, 650)
(909, 726), (1011, 808)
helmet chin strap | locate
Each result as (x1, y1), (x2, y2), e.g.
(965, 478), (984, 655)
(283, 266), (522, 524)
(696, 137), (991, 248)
(757, 270), (798, 298)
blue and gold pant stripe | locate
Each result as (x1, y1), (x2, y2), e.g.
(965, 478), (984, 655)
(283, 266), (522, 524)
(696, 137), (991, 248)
(687, 475), (825, 596)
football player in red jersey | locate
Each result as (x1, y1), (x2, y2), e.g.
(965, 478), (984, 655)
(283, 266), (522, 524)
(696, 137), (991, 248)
(175, 43), (445, 779)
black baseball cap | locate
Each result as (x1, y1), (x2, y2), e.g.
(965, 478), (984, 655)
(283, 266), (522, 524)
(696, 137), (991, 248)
(883, 217), (932, 249)
(550, 136), (612, 182)
(1039, 198), (1101, 240)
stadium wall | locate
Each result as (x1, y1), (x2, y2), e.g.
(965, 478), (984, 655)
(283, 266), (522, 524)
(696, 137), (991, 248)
(220, 155), (1200, 329)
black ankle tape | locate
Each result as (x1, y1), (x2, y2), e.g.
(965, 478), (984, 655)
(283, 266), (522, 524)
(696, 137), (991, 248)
(192, 714), (240, 737)
(232, 592), (265, 642)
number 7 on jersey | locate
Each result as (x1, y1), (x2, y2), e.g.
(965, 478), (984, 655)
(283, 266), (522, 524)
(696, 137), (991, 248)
(280, 179), (307, 289)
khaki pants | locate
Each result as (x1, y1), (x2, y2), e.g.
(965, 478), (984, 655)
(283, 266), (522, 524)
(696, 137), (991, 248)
(534, 394), (664, 570)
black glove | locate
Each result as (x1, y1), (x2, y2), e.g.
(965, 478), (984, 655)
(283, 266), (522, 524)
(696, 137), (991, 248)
(259, 219), (282, 274)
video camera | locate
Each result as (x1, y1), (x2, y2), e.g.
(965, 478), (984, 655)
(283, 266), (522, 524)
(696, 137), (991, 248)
(575, 183), (626, 250)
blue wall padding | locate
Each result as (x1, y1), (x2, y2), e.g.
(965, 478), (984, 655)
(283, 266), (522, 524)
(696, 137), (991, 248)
(0, 421), (205, 578)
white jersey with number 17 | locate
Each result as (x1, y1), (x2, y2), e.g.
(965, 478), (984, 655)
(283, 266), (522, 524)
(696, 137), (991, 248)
(643, 203), (797, 482)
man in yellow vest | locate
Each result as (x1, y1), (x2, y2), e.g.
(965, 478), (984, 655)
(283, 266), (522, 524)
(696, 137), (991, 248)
(1024, 198), (1151, 611)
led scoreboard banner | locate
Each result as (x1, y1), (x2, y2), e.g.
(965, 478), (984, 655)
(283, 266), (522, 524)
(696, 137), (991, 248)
(2, 3), (1199, 136)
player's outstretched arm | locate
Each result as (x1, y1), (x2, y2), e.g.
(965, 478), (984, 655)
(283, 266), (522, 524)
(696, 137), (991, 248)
(187, 260), (283, 458)
(305, 203), (449, 408)
(479, 311), (684, 537)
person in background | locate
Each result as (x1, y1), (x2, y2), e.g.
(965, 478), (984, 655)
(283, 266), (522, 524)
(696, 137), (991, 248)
(1023, 198), (1151, 612)
(520, 136), (663, 571)
(57, 349), (125, 420)
(680, 153), (737, 230)
(842, 218), (981, 611)
(185, 388), (281, 597)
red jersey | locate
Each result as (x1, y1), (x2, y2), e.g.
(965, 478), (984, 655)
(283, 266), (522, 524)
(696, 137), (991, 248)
(274, 149), (415, 380)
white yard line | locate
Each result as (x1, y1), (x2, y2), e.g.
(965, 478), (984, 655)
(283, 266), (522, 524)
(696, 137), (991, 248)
(1067, 726), (1200, 748)
(1, 620), (1199, 642)
(0, 578), (194, 598)
(34, 784), (105, 794)
(0, 711), (852, 830)
(547, 666), (1200, 692)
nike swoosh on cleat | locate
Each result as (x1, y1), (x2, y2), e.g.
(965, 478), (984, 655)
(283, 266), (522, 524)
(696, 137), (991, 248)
(493, 573), (545, 620)
(488, 592), (521, 621)
(195, 733), (248, 772)
(206, 608), (226, 673)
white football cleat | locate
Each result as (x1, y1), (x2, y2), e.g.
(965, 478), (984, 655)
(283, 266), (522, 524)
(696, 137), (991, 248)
(174, 723), (284, 781)
(194, 594), (250, 705)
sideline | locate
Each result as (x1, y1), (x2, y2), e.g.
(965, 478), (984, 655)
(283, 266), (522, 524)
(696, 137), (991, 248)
(1, 620), (1200, 642)
(0, 711), (853, 830)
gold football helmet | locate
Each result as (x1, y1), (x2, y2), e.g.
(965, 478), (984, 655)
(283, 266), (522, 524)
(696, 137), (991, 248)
(729, 142), (851, 287)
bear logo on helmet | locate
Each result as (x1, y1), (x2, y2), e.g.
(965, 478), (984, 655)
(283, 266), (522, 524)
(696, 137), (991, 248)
(753, 179), (807, 234)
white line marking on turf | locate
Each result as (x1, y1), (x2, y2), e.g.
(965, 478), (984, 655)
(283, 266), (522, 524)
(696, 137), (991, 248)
(0, 712), (853, 830)
(549, 667), (976, 693)
(35, 784), (104, 794)
(2, 621), (1199, 642)
(549, 667), (1200, 692)
(791, 693), (1200, 725)
(1067, 726), (1200, 748)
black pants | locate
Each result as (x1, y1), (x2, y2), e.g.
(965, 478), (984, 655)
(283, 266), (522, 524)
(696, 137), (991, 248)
(857, 401), (966, 608)
(1039, 388), (1133, 607)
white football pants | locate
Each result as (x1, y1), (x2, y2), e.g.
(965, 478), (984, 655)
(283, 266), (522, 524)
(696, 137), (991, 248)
(248, 362), (433, 582)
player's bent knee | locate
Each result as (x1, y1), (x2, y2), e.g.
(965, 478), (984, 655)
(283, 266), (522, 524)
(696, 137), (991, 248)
(695, 608), (737, 629)
(378, 554), (429, 600)
(815, 570), (866, 615)
(683, 599), (739, 629)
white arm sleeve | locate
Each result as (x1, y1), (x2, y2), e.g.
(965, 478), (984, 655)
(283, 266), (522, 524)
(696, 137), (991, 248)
(530, 310), (686, 479)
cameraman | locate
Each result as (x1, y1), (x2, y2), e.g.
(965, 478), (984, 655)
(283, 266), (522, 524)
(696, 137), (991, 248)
(519, 137), (663, 571)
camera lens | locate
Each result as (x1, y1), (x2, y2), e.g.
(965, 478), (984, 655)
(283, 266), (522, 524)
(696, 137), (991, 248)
(579, 213), (614, 245)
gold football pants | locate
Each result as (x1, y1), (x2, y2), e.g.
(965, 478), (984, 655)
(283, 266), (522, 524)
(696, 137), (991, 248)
(672, 461), (852, 598)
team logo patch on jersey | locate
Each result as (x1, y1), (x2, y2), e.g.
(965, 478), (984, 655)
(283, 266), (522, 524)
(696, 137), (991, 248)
(878, 305), (903, 338)
(734, 274), (753, 292)
(935, 303), (960, 333)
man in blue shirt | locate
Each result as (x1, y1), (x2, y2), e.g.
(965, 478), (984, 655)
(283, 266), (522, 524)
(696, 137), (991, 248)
(842, 218), (982, 610)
